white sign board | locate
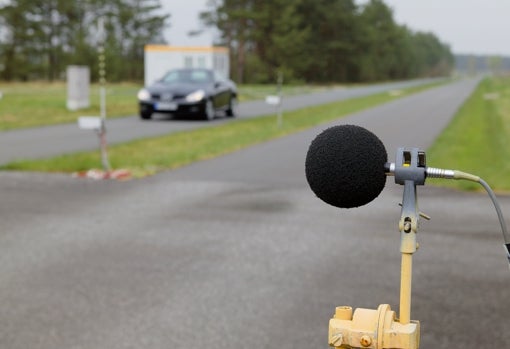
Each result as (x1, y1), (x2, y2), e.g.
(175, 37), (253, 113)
(78, 116), (102, 130)
(265, 95), (281, 106)
(67, 66), (90, 111)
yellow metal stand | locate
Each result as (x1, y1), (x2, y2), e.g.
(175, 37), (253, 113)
(398, 180), (419, 327)
(329, 304), (420, 349)
(329, 157), (423, 349)
(399, 253), (413, 325)
(327, 146), (510, 348)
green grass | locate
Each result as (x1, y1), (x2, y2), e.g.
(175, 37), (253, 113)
(427, 76), (510, 192)
(1, 81), (446, 177)
(0, 82), (329, 131)
(0, 82), (141, 130)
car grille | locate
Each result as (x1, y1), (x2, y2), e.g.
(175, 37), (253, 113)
(151, 93), (185, 101)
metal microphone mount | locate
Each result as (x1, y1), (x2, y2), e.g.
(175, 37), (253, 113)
(328, 147), (426, 349)
(328, 146), (510, 349)
(325, 125), (510, 349)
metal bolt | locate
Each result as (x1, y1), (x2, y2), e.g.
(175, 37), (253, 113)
(360, 335), (372, 347)
(330, 333), (343, 347)
(404, 221), (412, 233)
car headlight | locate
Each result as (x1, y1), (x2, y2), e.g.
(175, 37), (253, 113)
(185, 89), (205, 102)
(137, 88), (151, 101)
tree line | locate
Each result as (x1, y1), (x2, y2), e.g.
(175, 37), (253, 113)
(455, 54), (510, 75)
(200, 0), (454, 83)
(0, 0), (168, 81)
(0, 0), (454, 84)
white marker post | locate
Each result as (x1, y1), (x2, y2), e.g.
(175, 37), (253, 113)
(276, 71), (283, 128)
(265, 71), (284, 128)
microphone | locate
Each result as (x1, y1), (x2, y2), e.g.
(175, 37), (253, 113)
(305, 124), (388, 208)
(305, 124), (510, 267)
(305, 124), (485, 208)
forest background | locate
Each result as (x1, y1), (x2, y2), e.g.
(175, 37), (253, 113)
(0, 0), (461, 84)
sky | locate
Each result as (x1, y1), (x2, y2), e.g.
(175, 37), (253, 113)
(160, 0), (510, 56)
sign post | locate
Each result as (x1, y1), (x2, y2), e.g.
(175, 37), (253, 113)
(97, 17), (111, 172)
(78, 17), (111, 173)
(264, 71), (284, 128)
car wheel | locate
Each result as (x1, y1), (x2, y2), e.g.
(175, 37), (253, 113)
(226, 96), (238, 117)
(203, 99), (215, 121)
(140, 111), (152, 120)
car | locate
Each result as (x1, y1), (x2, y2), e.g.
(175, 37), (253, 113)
(137, 68), (238, 121)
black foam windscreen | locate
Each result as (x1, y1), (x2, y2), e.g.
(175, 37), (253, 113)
(305, 125), (388, 208)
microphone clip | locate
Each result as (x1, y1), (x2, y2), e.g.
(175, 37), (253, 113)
(392, 148), (427, 186)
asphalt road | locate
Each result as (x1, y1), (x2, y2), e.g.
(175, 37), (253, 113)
(0, 78), (508, 349)
(0, 78), (440, 165)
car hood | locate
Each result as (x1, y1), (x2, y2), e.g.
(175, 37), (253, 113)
(147, 82), (211, 96)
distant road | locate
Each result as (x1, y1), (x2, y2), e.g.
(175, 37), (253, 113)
(0, 78), (441, 164)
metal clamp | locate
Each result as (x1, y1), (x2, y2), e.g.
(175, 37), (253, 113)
(329, 304), (420, 349)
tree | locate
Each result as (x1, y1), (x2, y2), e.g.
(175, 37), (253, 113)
(106, 0), (169, 81)
(357, 0), (405, 81)
(0, 0), (170, 81)
(0, 0), (43, 80)
(245, 0), (312, 83)
(487, 55), (503, 75)
(200, 0), (254, 83)
(293, 0), (360, 82)
(200, 0), (360, 83)
(411, 32), (453, 77)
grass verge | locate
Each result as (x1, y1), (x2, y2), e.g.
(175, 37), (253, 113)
(0, 82), (330, 131)
(427, 76), (510, 192)
(1, 81), (447, 177)
(0, 83), (140, 131)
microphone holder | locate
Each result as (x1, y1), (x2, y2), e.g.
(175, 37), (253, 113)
(395, 147), (427, 326)
(329, 148), (425, 349)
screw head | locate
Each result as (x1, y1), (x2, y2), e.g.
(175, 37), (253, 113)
(360, 335), (372, 347)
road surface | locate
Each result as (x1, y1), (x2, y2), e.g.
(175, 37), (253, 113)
(0, 78), (508, 349)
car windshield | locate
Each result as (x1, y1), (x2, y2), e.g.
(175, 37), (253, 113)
(160, 70), (213, 84)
